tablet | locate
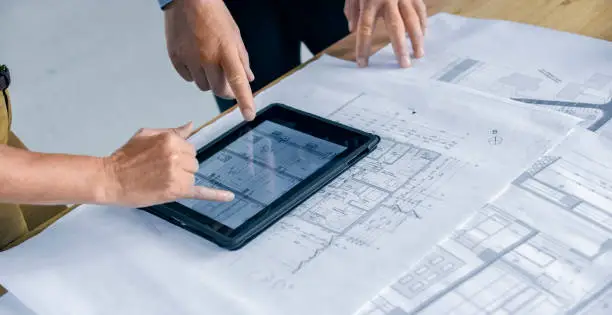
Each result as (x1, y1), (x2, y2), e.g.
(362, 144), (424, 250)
(143, 103), (380, 250)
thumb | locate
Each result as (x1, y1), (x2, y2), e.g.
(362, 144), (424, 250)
(135, 121), (193, 138)
(171, 121), (194, 139)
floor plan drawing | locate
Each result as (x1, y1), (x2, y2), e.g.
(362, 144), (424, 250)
(367, 12), (612, 135)
(184, 81), (580, 315)
(357, 128), (612, 315)
(219, 91), (472, 277)
(372, 52), (612, 133)
(178, 120), (346, 228)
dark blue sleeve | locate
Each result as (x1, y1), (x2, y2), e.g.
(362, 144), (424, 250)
(158, 0), (173, 9)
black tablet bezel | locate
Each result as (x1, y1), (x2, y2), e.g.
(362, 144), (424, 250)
(147, 103), (379, 248)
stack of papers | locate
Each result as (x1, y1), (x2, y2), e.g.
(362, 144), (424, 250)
(0, 12), (610, 315)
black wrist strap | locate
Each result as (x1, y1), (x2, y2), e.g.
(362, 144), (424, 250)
(0, 65), (10, 92)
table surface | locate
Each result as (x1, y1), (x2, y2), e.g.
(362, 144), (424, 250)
(11, 0), (612, 246)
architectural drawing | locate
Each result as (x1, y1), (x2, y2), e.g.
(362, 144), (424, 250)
(369, 20), (612, 134)
(192, 81), (579, 315)
(429, 55), (612, 132)
(224, 92), (468, 275)
(357, 128), (612, 315)
(178, 120), (346, 228)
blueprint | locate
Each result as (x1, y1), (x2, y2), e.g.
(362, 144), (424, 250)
(178, 120), (346, 228)
(0, 58), (579, 315)
(356, 127), (612, 315)
(368, 13), (612, 136)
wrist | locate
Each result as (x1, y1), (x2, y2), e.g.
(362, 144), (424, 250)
(92, 156), (121, 205)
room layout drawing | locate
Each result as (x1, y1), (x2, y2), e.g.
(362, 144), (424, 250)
(199, 79), (579, 315)
(372, 50), (612, 133)
(356, 129), (612, 315)
(435, 56), (612, 131)
(227, 92), (469, 276)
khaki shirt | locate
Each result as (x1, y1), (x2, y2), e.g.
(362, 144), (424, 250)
(0, 71), (66, 250)
(0, 88), (29, 249)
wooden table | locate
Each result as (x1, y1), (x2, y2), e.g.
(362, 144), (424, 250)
(10, 0), (612, 250)
(326, 0), (611, 62)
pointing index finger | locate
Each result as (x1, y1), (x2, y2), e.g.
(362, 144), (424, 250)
(188, 186), (235, 202)
(222, 49), (256, 121)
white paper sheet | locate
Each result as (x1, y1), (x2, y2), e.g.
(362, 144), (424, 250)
(0, 48), (580, 315)
(357, 127), (612, 315)
(0, 293), (36, 315)
(369, 13), (612, 137)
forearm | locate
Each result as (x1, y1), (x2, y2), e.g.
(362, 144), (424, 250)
(0, 144), (112, 205)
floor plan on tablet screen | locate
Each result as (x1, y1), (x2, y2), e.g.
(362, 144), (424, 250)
(178, 121), (346, 229)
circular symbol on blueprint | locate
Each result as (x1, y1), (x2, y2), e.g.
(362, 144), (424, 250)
(488, 129), (503, 145)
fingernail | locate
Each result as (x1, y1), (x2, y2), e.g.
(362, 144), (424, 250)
(220, 191), (235, 201)
(247, 68), (255, 82)
(243, 108), (256, 121)
(400, 56), (411, 68)
(417, 47), (425, 58)
(357, 58), (367, 68)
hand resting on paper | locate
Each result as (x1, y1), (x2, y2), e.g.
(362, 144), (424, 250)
(344, 0), (427, 68)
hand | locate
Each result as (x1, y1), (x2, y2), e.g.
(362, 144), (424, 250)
(164, 0), (256, 121)
(102, 122), (235, 207)
(344, 0), (427, 68)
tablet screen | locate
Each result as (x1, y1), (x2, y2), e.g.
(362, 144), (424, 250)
(178, 120), (347, 229)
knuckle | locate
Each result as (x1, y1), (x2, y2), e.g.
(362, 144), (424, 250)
(163, 185), (181, 199)
(359, 23), (375, 36)
(160, 134), (176, 151)
(195, 79), (211, 92)
(161, 179), (177, 197)
(214, 89), (234, 99)
(227, 74), (247, 86)
(168, 50), (181, 62)
(388, 20), (403, 30)
(197, 52), (214, 65)
(168, 153), (181, 164)
(187, 143), (197, 156)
